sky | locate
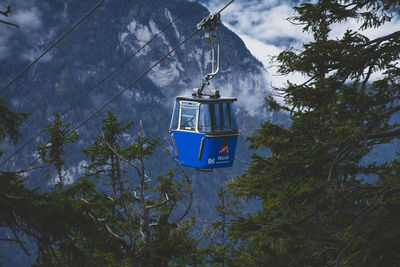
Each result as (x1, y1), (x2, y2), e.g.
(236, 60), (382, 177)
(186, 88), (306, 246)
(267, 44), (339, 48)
(2, 0), (400, 89)
(200, 0), (313, 89)
(200, 0), (400, 88)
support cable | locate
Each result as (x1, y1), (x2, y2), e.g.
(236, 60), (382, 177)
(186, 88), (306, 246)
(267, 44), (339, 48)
(12, 0), (235, 172)
(71, 29), (200, 133)
(218, 0), (235, 14)
(0, 0), (199, 168)
(0, 0), (105, 95)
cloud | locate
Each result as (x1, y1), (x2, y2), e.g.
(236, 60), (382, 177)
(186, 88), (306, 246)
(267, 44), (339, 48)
(198, 0), (313, 92)
(202, 0), (313, 49)
(201, 0), (400, 90)
(199, 1), (312, 97)
(0, 3), (43, 59)
(329, 13), (400, 41)
(12, 7), (42, 29)
(0, 31), (12, 59)
(238, 34), (308, 103)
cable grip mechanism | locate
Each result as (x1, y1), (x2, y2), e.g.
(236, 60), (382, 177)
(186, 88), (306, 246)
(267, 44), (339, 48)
(193, 13), (221, 97)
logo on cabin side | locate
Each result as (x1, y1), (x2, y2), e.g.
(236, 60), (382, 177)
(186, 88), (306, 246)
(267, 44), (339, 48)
(219, 145), (230, 154)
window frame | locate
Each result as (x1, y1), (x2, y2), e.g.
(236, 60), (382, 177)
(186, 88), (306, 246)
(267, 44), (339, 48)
(178, 101), (200, 132)
(169, 100), (180, 130)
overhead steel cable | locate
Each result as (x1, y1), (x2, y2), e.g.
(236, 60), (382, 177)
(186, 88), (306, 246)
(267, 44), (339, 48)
(0, 0), (199, 168)
(16, 0), (235, 172)
(70, 29), (201, 133)
(19, 29), (199, 172)
(71, 0), (234, 134)
(218, 0), (235, 14)
(0, 0), (105, 95)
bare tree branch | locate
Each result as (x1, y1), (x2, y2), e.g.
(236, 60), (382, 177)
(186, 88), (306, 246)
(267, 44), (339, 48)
(0, 6), (19, 28)
(2, 193), (23, 200)
(105, 223), (124, 240)
(328, 145), (352, 182)
(146, 194), (169, 210)
(235, 157), (251, 166)
(336, 242), (351, 267)
(0, 6), (11, 16)
(10, 227), (30, 256)
(0, 19), (19, 28)
(363, 127), (400, 140)
(102, 136), (141, 175)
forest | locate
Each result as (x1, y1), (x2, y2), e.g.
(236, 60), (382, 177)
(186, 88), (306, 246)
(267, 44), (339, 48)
(2, 0), (400, 266)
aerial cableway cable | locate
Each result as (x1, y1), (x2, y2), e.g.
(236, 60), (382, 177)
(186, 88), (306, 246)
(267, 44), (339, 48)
(71, 0), (235, 135)
(0, 0), (200, 169)
(10, 0), (236, 172)
(0, 0), (105, 95)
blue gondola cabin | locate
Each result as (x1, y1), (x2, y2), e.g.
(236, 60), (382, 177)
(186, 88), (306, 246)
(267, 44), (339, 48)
(169, 95), (239, 169)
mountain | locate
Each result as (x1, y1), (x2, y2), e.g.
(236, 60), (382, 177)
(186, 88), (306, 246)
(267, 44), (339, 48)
(0, 0), (287, 264)
(0, 0), (280, 191)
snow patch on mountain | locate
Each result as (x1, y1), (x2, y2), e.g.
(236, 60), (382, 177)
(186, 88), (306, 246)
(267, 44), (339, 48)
(149, 20), (159, 35)
(165, 8), (180, 40)
(124, 89), (134, 100)
(149, 19), (172, 51)
(120, 32), (129, 42)
(49, 160), (88, 186)
(21, 48), (52, 62)
(77, 69), (97, 82)
(189, 48), (211, 75)
(120, 18), (156, 56)
(148, 60), (183, 87)
(136, 25), (152, 43)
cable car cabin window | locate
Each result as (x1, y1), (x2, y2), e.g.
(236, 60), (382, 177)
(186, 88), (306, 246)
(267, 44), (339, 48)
(169, 101), (179, 130)
(179, 101), (198, 131)
(199, 104), (211, 132)
(229, 102), (238, 130)
(198, 102), (238, 134)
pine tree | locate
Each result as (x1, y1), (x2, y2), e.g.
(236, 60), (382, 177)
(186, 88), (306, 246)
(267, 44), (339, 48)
(0, 97), (27, 148)
(0, 99), (106, 265)
(204, 185), (242, 267)
(37, 112), (78, 185)
(83, 112), (196, 266)
(0, 97), (31, 254)
(230, 1), (400, 265)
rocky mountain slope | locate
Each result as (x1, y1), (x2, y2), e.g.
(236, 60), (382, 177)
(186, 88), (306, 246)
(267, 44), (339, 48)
(0, 3), (288, 262)
(0, 0), (290, 264)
